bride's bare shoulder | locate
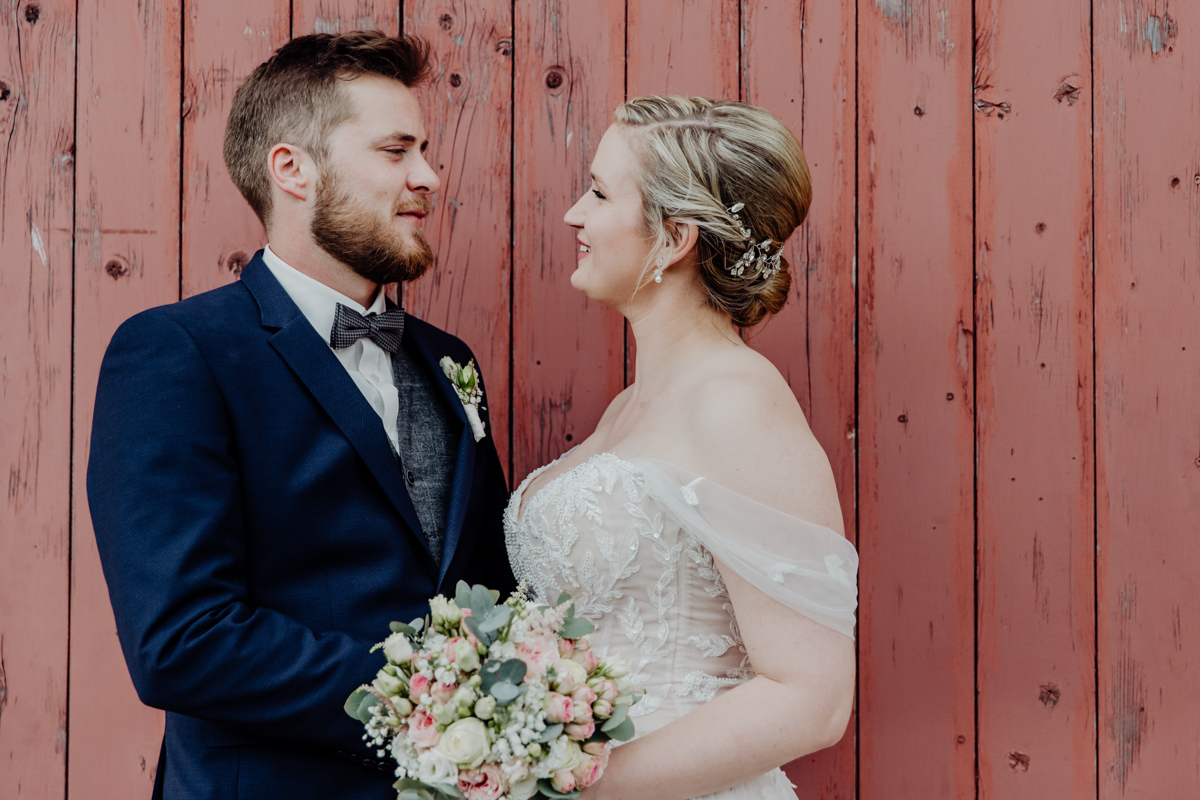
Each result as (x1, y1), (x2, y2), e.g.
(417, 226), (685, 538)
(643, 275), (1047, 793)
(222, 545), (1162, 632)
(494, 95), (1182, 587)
(677, 349), (845, 533)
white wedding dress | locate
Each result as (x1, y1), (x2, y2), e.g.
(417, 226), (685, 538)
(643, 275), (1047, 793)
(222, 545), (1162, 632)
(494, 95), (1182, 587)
(504, 452), (859, 800)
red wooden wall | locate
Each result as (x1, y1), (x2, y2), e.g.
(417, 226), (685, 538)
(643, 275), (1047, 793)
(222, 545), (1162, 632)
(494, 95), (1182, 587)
(2, 1), (1197, 798)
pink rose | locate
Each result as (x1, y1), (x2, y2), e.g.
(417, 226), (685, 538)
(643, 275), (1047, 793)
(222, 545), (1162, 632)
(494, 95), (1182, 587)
(409, 673), (432, 700)
(431, 681), (457, 704)
(543, 692), (573, 724)
(444, 636), (463, 663)
(592, 698), (614, 719)
(571, 686), (597, 706)
(570, 699), (594, 724)
(558, 638), (575, 657)
(551, 770), (576, 793)
(582, 741), (608, 757)
(573, 750), (610, 789)
(564, 719), (595, 740)
(407, 709), (441, 749)
(592, 679), (617, 703)
(516, 634), (559, 677)
(570, 647), (599, 672)
(458, 763), (505, 800)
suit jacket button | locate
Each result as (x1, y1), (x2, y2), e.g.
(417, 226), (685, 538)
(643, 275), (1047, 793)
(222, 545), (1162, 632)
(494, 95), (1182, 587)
(406, 470), (415, 486)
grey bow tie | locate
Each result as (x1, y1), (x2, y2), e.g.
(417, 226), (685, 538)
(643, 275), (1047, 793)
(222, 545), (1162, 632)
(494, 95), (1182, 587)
(329, 303), (405, 353)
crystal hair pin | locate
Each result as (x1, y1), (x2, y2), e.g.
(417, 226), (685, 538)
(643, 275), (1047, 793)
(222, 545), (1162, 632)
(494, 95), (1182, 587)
(727, 202), (784, 280)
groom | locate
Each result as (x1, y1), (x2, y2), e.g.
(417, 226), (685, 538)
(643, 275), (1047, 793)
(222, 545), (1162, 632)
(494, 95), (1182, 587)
(88, 32), (514, 800)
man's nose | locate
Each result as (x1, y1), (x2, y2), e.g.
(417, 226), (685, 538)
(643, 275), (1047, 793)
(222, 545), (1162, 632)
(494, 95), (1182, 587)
(409, 153), (441, 195)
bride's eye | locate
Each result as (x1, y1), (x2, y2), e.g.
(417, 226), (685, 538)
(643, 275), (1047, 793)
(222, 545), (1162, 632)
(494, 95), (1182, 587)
(591, 188), (606, 200)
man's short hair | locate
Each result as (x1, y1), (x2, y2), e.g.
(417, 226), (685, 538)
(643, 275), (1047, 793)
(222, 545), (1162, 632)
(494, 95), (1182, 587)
(223, 31), (432, 227)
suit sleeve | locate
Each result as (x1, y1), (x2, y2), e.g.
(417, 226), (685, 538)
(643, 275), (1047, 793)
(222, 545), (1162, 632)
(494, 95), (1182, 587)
(87, 310), (380, 754)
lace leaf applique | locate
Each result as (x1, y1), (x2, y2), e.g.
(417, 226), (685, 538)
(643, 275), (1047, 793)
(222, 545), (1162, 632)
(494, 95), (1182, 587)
(688, 633), (737, 658)
(680, 477), (704, 506)
(675, 670), (747, 702)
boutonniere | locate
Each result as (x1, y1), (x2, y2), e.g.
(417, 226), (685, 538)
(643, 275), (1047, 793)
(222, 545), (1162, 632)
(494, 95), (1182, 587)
(439, 357), (487, 442)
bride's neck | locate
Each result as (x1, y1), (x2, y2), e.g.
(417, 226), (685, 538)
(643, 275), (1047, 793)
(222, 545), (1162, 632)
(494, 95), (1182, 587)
(625, 290), (743, 393)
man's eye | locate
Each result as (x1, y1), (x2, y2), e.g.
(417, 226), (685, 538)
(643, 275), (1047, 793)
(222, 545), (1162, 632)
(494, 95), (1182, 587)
(386, 149), (408, 156)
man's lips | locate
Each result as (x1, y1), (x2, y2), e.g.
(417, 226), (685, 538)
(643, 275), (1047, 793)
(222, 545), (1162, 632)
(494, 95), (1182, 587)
(397, 209), (427, 228)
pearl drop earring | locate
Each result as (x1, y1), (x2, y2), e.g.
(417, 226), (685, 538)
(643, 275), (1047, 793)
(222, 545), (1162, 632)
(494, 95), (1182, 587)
(653, 257), (665, 283)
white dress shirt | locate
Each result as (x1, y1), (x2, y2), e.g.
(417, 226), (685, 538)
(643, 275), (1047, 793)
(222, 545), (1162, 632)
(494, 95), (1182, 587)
(261, 245), (401, 452)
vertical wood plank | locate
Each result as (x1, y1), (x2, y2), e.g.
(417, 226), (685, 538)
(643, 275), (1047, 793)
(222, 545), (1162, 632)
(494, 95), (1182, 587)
(857, 1), (976, 797)
(404, 0), (512, 475)
(974, 0), (1097, 796)
(0, 1), (74, 796)
(626, 0), (739, 99)
(180, 0), (287, 298)
(1095, 2), (1200, 796)
(512, 0), (626, 481)
(70, 0), (184, 795)
(743, 0), (859, 796)
(292, 0), (395, 36)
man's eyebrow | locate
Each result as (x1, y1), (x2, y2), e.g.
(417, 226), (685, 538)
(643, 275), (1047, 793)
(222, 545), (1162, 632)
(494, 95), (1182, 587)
(372, 132), (426, 148)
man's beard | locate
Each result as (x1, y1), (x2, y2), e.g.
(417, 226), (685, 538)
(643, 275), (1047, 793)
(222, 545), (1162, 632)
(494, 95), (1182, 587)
(309, 166), (434, 285)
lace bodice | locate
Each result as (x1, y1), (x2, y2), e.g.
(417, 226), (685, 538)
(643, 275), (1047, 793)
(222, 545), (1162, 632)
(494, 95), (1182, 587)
(504, 453), (858, 798)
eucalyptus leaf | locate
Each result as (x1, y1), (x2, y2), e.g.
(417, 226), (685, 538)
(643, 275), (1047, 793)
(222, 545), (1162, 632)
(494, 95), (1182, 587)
(536, 778), (582, 799)
(355, 691), (379, 723)
(489, 681), (525, 706)
(535, 723), (563, 743)
(409, 617), (425, 634)
(604, 716), (635, 742)
(489, 589), (501, 603)
(469, 584), (495, 617)
(344, 687), (373, 722)
(389, 621), (415, 636)
(600, 701), (628, 732)
(560, 616), (595, 638)
(497, 658), (527, 685)
(396, 790), (433, 800)
(480, 659), (502, 693)
(455, 581), (472, 610)
(556, 592), (572, 606)
(463, 615), (494, 647)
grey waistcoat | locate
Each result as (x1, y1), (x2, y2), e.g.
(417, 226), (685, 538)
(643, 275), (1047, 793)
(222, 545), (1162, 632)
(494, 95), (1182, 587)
(390, 343), (457, 562)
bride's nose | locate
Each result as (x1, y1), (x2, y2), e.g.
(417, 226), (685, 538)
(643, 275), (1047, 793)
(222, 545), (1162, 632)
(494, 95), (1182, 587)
(563, 193), (586, 227)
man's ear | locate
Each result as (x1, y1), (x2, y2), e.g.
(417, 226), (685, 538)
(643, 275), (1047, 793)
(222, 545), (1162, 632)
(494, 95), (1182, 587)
(267, 143), (314, 202)
(664, 219), (700, 267)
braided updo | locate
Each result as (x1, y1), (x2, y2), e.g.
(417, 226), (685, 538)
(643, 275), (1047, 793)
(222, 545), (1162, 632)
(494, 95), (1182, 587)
(613, 96), (812, 328)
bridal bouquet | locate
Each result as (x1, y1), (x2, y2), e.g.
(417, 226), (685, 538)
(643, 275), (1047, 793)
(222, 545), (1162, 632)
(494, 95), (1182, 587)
(346, 583), (638, 800)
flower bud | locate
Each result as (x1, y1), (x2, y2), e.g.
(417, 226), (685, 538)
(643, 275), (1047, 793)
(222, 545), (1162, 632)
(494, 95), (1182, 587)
(582, 741), (608, 757)
(570, 700), (594, 724)
(525, 742), (543, 758)
(571, 686), (597, 706)
(383, 633), (414, 665)
(543, 692), (573, 723)
(558, 638), (575, 657)
(474, 696), (497, 720)
(565, 719), (596, 740)
(392, 697), (414, 717)
(372, 672), (404, 697)
(551, 770), (577, 793)
(591, 698), (613, 719)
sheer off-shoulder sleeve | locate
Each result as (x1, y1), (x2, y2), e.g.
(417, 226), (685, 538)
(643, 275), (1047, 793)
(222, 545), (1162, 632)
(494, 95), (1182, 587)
(634, 459), (859, 639)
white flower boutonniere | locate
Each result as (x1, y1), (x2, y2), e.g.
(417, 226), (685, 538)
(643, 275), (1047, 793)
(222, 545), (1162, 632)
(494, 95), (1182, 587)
(439, 356), (487, 442)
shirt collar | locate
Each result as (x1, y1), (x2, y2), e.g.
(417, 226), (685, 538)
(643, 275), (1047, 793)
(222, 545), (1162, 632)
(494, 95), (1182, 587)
(261, 244), (387, 346)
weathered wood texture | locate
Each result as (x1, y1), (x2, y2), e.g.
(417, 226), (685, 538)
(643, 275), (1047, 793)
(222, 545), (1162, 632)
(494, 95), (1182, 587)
(512, 0), (627, 481)
(69, 0), (184, 795)
(181, 0), (286, 298)
(6, 2), (1200, 798)
(0, 1), (74, 797)
(857, 1), (976, 798)
(405, 0), (513, 471)
(1095, 3), (1200, 797)
(742, 1), (859, 796)
(974, 0), (1097, 797)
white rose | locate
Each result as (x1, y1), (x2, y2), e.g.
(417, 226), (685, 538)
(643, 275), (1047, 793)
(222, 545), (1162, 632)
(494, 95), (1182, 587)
(383, 633), (414, 665)
(372, 672), (404, 697)
(415, 747), (458, 785)
(430, 596), (463, 626)
(542, 737), (583, 775)
(454, 639), (481, 672)
(435, 717), (491, 768)
(508, 777), (539, 800)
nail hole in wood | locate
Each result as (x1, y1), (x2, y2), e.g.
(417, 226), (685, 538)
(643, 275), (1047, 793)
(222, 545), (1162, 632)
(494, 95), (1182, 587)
(565, 433), (573, 442)
(913, 105), (924, 116)
(897, 414), (908, 423)
(24, 3), (40, 23)
(946, 392), (954, 401)
(449, 73), (462, 88)
(1008, 752), (1030, 772)
(1035, 222), (1046, 234)
(105, 257), (130, 280)
(1171, 177), (1181, 187)
(438, 13), (453, 30)
(956, 735), (966, 744)
(1039, 684), (1060, 707)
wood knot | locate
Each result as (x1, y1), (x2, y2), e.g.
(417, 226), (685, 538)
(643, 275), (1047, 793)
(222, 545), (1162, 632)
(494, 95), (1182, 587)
(222, 250), (250, 276)
(105, 256), (130, 279)
(0, 82), (10, 102)
(1039, 683), (1061, 708)
(24, 2), (40, 24)
(438, 13), (453, 30)
(1035, 222), (1047, 234)
(1171, 177), (1181, 188)
(1053, 83), (1081, 105)
(495, 39), (512, 56)
(449, 73), (462, 88)
(1008, 752), (1030, 772)
(545, 69), (565, 90)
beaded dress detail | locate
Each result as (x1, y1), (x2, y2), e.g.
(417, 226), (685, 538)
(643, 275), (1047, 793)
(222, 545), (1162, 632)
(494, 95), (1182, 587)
(504, 453), (858, 800)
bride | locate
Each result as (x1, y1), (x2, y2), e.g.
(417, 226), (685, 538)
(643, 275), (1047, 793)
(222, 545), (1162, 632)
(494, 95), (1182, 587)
(505, 96), (858, 800)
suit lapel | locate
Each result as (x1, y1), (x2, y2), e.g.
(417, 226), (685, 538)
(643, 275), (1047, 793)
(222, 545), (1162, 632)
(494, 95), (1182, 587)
(241, 257), (431, 556)
(401, 317), (477, 585)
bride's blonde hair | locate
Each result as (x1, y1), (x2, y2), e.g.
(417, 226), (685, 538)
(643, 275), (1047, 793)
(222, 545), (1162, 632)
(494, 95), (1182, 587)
(613, 96), (812, 328)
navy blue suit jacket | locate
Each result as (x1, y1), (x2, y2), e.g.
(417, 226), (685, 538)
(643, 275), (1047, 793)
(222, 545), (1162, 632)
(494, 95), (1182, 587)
(88, 254), (515, 799)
